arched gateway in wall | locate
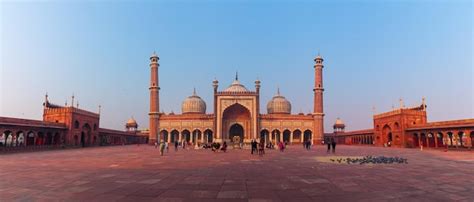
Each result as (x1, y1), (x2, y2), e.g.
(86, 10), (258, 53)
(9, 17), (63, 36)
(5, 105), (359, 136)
(222, 104), (250, 142)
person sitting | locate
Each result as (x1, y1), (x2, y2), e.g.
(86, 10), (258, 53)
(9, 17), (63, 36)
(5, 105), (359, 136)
(221, 141), (227, 152)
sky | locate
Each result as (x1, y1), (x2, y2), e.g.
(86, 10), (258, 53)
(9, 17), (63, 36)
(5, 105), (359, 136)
(1, 0), (472, 132)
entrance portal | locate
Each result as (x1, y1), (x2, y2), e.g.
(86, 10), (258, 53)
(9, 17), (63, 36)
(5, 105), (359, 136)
(222, 103), (251, 142)
(229, 124), (244, 143)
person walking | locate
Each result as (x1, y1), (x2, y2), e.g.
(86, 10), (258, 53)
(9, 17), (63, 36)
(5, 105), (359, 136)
(174, 141), (179, 151)
(251, 140), (257, 155)
(159, 141), (165, 156)
(326, 139), (331, 153)
(165, 142), (169, 153)
(259, 139), (265, 155)
(182, 140), (186, 150)
(154, 141), (158, 149)
(331, 139), (336, 153)
(279, 141), (285, 152)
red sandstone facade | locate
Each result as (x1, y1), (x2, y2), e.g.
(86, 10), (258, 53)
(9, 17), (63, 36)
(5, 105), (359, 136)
(325, 100), (474, 149)
(148, 53), (325, 146)
(0, 95), (147, 151)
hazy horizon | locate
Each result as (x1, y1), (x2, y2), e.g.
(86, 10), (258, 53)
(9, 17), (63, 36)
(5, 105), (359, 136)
(1, 1), (472, 132)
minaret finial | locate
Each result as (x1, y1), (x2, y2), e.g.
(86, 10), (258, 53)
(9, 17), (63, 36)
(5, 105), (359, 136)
(98, 105), (102, 114)
(235, 71), (238, 81)
(422, 96), (426, 111)
(193, 87), (196, 95)
(77, 101), (79, 108)
(71, 93), (75, 107)
(399, 98), (404, 109)
(277, 86), (280, 95)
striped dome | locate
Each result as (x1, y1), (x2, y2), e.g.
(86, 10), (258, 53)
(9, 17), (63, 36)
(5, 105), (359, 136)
(181, 89), (206, 114)
(267, 88), (291, 114)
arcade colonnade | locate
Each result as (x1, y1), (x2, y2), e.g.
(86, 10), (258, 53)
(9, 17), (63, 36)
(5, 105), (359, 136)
(0, 129), (64, 147)
(409, 130), (474, 148)
(158, 128), (313, 145)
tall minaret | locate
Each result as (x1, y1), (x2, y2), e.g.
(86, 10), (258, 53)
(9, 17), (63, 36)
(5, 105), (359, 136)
(149, 52), (160, 144)
(313, 54), (324, 144)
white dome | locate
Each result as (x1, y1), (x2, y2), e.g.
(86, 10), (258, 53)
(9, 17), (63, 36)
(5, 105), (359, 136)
(126, 117), (138, 128)
(333, 118), (345, 129)
(223, 79), (249, 92)
(267, 89), (291, 114)
(181, 89), (206, 114)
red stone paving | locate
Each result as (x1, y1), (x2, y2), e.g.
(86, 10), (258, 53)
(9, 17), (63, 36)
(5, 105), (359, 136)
(0, 145), (473, 202)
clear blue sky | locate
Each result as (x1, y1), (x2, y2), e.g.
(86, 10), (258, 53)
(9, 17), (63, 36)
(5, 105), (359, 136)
(1, 0), (472, 132)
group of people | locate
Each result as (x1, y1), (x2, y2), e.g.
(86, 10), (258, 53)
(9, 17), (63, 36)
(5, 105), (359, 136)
(211, 141), (227, 152)
(326, 138), (337, 153)
(154, 140), (191, 156)
(303, 140), (312, 150)
(153, 138), (339, 156)
(251, 139), (265, 155)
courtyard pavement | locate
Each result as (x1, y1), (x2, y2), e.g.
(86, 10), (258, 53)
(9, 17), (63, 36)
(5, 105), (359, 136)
(0, 145), (473, 202)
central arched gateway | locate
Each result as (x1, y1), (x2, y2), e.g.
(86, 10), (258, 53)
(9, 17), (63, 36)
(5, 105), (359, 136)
(221, 103), (252, 143)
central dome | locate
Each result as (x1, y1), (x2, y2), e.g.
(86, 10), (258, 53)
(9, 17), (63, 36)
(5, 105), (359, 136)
(182, 89), (206, 114)
(223, 73), (249, 92)
(224, 80), (249, 92)
(267, 88), (292, 114)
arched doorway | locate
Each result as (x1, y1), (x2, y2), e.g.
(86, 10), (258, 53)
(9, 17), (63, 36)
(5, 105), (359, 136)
(271, 129), (280, 143)
(222, 103), (251, 142)
(458, 132), (464, 147)
(283, 130), (291, 143)
(229, 124), (244, 143)
(447, 132), (453, 147)
(293, 130), (302, 143)
(2, 131), (12, 147)
(260, 129), (269, 144)
(303, 130), (312, 143)
(170, 130), (179, 143)
(37, 132), (44, 145)
(420, 133), (427, 147)
(182, 130), (191, 143)
(82, 124), (92, 147)
(17, 131), (25, 146)
(382, 125), (392, 145)
(192, 129), (202, 144)
(26, 131), (35, 146)
(160, 130), (169, 142)
(413, 133), (419, 147)
(204, 129), (213, 143)
(437, 132), (444, 147)
(428, 133), (435, 147)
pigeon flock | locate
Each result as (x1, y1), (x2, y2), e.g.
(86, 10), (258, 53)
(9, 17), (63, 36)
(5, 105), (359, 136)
(330, 156), (408, 165)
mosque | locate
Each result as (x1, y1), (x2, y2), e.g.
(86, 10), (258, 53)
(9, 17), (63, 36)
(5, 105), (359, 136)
(147, 52), (325, 146)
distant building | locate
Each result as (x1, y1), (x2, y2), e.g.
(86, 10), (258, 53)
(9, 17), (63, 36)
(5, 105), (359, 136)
(324, 99), (474, 149)
(0, 94), (147, 150)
